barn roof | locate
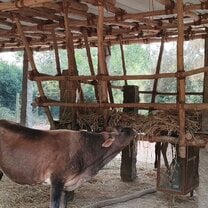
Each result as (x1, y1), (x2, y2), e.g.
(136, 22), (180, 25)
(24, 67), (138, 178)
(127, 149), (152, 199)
(0, 0), (207, 52)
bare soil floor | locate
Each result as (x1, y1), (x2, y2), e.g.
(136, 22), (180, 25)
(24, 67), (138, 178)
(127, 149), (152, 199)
(0, 143), (207, 208)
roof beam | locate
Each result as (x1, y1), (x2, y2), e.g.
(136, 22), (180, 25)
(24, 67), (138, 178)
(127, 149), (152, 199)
(155, 0), (173, 6)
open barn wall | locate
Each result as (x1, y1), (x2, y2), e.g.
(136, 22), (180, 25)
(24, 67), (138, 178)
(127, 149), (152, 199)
(0, 0), (208, 147)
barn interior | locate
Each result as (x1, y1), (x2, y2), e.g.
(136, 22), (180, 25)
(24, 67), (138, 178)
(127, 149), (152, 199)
(1, 0), (208, 206)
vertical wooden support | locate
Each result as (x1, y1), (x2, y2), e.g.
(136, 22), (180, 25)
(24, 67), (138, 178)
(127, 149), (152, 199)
(83, 29), (100, 101)
(97, 2), (109, 124)
(176, 0), (186, 158)
(105, 46), (114, 104)
(15, 17), (55, 129)
(151, 37), (165, 104)
(119, 36), (128, 86)
(121, 85), (138, 182)
(20, 50), (33, 127)
(202, 38), (208, 131)
(62, 0), (84, 129)
(51, 29), (61, 76)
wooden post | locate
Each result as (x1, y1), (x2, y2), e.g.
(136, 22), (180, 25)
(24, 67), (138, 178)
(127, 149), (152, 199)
(202, 38), (208, 131)
(51, 29), (61, 76)
(97, 2), (109, 125)
(105, 46), (114, 104)
(121, 85), (139, 182)
(151, 37), (165, 104)
(62, 0), (80, 129)
(20, 50), (33, 127)
(15, 93), (20, 123)
(119, 36), (128, 86)
(176, 0), (186, 158)
(83, 28), (100, 101)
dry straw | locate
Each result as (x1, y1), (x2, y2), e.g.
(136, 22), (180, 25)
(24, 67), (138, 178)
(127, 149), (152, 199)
(77, 110), (201, 137)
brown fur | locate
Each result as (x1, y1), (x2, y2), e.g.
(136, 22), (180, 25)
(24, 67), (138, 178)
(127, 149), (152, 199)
(0, 120), (137, 208)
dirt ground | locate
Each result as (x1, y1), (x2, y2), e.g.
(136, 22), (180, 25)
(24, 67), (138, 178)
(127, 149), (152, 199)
(0, 143), (207, 208)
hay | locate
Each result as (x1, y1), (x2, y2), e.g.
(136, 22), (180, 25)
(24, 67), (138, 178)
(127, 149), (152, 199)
(77, 110), (201, 137)
(0, 177), (49, 208)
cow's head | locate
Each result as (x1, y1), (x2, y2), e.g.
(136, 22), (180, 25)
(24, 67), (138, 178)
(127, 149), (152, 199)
(102, 127), (137, 149)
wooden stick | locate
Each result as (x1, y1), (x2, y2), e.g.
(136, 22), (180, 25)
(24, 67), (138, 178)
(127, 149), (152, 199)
(176, 0), (186, 158)
(151, 37), (165, 104)
(136, 135), (208, 148)
(34, 101), (208, 111)
(51, 29), (61, 75)
(15, 17), (55, 128)
(82, 28), (99, 101)
(119, 36), (128, 86)
(97, 2), (109, 125)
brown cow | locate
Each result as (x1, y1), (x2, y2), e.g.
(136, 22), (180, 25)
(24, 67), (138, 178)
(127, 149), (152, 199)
(0, 120), (137, 208)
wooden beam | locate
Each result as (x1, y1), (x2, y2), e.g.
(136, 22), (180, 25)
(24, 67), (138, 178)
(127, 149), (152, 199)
(176, 0), (186, 158)
(155, 0), (173, 6)
(15, 17), (55, 129)
(119, 36), (127, 86)
(97, 2), (109, 125)
(51, 29), (61, 76)
(0, 0), (63, 11)
(151, 37), (165, 104)
(34, 101), (208, 111)
(82, 28), (99, 101)
(135, 135), (208, 148)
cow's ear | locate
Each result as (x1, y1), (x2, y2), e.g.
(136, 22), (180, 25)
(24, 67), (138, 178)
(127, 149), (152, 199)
(102, 138), (115, 148)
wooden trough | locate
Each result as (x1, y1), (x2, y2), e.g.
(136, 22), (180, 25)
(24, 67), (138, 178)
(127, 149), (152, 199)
(1, 0), (208, 199)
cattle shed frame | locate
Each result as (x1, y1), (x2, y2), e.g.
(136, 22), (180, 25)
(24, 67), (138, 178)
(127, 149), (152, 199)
(1, 0), (208, 198)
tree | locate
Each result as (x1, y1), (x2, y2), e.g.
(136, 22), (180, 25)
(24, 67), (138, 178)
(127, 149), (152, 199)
(0, 61), (22, 111)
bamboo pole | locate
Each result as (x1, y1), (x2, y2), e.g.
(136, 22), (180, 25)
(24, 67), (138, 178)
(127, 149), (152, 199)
(82, 28), (99, 101)
(105, 46), (114, 104)
(31, 65), (208, 82)
(62, 0), (78, 129)
(34, 101), (208, 111)
(119, 36), (128, 86)
(15, 17), (55, 129)
(151, 37), (165, 104)
(136, 135), (208, 148)
(176, 0), (186, 158)
(97, 1), (109, 126)
(51, 29), (61, 76)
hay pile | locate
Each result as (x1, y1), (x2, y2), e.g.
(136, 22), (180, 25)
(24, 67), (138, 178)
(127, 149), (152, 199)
(77, 110), (201, 137)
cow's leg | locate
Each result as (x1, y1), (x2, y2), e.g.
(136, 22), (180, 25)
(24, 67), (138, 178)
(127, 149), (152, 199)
(58, 190), (74, 208)
(50, 180), (64, 208)
(0, 171), (3, 180)
(154, 142), (161, 169)
(65, 191), (74, 202)
(161, 143), (169, 170)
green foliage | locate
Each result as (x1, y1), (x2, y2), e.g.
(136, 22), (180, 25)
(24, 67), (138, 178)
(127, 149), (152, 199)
(0, 60), (22, 110)
(0, 105), (15, 121)
(0, 39), (205, 122)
